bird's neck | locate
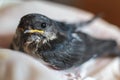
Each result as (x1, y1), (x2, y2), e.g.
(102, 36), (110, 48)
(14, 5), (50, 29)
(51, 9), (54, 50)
(38, 32), (66, 52)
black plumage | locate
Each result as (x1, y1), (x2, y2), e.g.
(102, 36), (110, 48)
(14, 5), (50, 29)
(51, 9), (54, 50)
(11, 13), (120, 70)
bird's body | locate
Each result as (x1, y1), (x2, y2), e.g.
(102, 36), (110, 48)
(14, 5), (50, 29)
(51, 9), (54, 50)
(11, 13), (120, 70)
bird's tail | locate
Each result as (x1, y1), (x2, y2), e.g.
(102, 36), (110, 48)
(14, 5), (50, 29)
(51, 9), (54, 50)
(93, 39), (120, 57)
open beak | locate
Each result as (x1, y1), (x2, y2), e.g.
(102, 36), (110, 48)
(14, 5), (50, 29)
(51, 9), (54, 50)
(24, 29), (44, 34)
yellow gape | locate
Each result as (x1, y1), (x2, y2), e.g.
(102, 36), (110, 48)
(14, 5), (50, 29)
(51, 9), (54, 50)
(24, 29), (44, 34)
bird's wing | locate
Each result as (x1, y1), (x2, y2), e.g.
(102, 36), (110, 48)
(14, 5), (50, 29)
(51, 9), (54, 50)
(40, 32), (89, 69)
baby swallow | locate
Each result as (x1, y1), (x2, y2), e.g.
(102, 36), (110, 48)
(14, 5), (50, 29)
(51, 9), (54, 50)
(11, 13), (120, 70)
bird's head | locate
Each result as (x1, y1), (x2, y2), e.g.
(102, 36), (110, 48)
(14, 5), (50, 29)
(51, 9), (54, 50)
(17, 13), (59, 44)
(14, 13), (64, 54)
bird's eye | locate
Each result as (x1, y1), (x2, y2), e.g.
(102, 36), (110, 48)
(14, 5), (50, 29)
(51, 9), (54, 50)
(41, 23), (47, 28)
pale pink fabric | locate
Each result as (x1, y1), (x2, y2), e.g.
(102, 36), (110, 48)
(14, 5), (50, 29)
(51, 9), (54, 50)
(0, 1), (119, 80)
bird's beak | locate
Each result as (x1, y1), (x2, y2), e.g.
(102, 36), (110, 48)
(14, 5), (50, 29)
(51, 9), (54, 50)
(24, 29), (44, 34)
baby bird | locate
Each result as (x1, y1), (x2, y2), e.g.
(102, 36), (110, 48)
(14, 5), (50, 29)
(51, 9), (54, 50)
(11, 13), (120, 70)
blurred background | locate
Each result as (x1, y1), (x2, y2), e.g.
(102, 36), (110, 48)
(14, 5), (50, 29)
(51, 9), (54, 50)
(49, 0), (120, 27)
(0, 0), (120, 27)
